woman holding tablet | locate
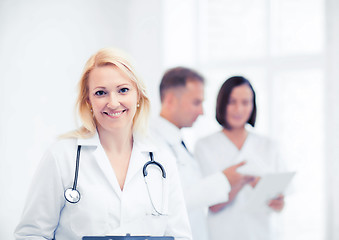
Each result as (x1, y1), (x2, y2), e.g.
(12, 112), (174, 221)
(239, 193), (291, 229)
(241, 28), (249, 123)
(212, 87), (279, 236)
(195, 76), (286, 240)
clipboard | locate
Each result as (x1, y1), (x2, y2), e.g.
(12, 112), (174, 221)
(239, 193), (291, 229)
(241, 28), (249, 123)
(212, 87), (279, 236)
(83, 236), (174, 240)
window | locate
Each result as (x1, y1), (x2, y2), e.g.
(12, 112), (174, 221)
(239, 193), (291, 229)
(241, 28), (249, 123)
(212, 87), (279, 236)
(192, 0), (326, 239)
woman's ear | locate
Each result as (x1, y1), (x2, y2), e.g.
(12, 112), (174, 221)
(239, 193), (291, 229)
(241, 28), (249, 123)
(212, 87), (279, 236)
(86, 99), (92, 110)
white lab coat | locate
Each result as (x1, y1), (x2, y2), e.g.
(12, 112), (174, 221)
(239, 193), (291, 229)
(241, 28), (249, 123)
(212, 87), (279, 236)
(150, 117), (230, 240)
(194, 131), (285, 240)
(14, 132), (192, 240)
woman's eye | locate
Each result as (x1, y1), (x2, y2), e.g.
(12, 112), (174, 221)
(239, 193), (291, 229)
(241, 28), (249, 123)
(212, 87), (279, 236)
(95, 90), (106, 96)
(119, 88), (129, 93)
(242, 100), (251, 106)
(228, 100), (236, 105)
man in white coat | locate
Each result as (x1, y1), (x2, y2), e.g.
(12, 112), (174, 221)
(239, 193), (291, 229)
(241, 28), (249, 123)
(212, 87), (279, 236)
(151, 67), (254, 240)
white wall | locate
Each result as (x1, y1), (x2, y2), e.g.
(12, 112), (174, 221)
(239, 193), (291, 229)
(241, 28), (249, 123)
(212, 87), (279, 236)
(325, 0), (339, 239)
(123, 0), (164, 117)
(0, 0), (164, 239)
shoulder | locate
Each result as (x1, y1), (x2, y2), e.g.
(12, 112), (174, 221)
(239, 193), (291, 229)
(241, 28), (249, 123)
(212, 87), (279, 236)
(151, 142), (177, 169)
(149, 117), (181, 147)
(194, 131), (225, 160)
(249, 132), (277, 146)
(41, 138), (79, 167)
(149, 117), (172, 134)
(195, 131), (224, 148)
(135, 134), (177, 166)
(32, 138), (79, 178)
(147, 127), (177, 159)
(48, 138), (78, 155)
(248, 131), (280, 153)
(136, 135), (179, 182)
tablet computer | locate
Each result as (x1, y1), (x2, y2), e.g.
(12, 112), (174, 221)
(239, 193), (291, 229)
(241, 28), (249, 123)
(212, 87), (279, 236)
(245, 171), (295, 212)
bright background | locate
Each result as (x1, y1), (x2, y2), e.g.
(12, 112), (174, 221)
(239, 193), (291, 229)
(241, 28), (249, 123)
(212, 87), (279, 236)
(0, 0), (338, 239)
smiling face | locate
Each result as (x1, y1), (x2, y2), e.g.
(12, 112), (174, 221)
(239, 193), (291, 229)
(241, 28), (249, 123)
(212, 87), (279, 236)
(225, 84), (254, 130)
(87, 65), (139, 135)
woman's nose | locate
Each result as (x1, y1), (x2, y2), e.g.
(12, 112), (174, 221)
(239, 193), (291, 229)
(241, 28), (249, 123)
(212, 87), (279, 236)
(234, 103), (243, 111)
(107, 93), (120, 109)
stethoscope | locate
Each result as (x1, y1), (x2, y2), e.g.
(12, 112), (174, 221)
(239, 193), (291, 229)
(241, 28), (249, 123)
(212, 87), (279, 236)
(64, 145), (167, 215)
(64, 145), (82, 204)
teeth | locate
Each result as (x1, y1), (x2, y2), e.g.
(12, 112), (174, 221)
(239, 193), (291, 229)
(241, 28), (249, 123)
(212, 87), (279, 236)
(107, 111), (123, 117)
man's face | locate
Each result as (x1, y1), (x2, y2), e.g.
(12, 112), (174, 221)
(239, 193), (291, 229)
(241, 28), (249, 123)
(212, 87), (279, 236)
(173, 80), (204, 128)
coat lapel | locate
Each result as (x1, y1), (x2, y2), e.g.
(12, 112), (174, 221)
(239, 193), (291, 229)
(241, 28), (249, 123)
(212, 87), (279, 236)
(78, 133), (122, 197)
(93, 144), (123, 197)
(77, 132), (157, 195)
(124, 135), (157, 187)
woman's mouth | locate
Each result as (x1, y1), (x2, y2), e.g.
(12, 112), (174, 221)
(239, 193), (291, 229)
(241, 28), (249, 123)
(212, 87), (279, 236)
(103, 109), (126, 118)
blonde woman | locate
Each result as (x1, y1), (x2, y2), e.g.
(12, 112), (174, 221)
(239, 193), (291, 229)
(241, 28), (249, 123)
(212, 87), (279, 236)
(15, 48), (192, 240)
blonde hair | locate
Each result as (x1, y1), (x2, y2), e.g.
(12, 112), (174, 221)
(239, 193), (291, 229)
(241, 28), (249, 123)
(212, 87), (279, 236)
(64, 47), (150, 138)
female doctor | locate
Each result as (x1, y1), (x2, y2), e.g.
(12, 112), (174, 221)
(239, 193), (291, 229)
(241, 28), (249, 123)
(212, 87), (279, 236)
(194, 76), (286, 240)
(14, 48), (192, 240)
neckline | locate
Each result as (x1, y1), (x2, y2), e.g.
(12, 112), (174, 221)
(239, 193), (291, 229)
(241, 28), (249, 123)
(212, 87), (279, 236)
(220, 130), (251, 152)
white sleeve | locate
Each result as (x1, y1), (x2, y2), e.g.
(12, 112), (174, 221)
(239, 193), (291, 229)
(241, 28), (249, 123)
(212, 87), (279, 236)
(194, 139), (218, 176)
(165, 157), (193, 240)
(183, 171), (230, 211)
(183, 139), (231, 211)
(14, 150), (65, 240)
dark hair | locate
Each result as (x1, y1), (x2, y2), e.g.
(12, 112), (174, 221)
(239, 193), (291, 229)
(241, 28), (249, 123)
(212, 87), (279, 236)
(159, 67), (204, 102)
(216, 76), (257, 129)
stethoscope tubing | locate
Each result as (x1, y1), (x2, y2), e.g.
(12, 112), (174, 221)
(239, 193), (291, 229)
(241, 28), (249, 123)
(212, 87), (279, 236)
(64, 145), (81, 204)
(143, 152), (166, 178)
(143, 152), (167, 216)
(73, 145), (81, 190)
(65, 145), (167, 215)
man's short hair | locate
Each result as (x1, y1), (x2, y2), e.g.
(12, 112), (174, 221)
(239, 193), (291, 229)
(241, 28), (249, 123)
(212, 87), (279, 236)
(159, 67), (204, 102)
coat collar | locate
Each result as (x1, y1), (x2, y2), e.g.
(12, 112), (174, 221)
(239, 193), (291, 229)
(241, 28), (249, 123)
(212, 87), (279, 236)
(77, 131), (100, 147)
(76, 130), (157, 153)
(153, 116), (183, 147)
(76, 130), (158, 196)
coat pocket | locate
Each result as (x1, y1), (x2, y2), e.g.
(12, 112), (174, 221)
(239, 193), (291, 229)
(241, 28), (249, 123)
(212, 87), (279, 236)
(69, 187), (109, 236)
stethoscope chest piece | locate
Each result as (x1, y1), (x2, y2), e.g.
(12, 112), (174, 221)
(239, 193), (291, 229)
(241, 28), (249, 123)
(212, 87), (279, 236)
(64, 188), (81, 204)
